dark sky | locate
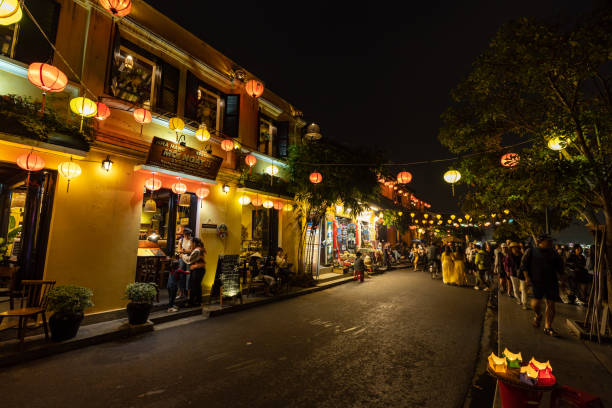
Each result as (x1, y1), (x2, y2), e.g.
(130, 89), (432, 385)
(147, 0), (598, 215)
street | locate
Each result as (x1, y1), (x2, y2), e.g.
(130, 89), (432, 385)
(0, 270), (488, 408)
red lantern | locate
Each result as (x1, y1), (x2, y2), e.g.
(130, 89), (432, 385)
(27, 63), (68, 93)
(133, 108), (152, 124)
(251, 197), (263, 207)
(144, 176), (162, 191)
(501, 152), (520, 167)
(245, 154), (257, 167)
(196, 186), (210, 200)
(245, 79), (264, 98)
(95, 102), (111, 120)
(397, 171), (412, 184)
(172, 181), (187, 195)
(98, 0), (131, 17)
(16, 151), (45, 172)
(309, 172), (322, 184)
(221, 139), (234, 151)
(273, 201), (284, 211)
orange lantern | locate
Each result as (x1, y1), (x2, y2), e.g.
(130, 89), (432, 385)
(98, 0), (131, 17)
(27, 63), (68, 113)
(397, 171), (412, 184)
(16, 151), (45, 172)
(195, 185), (210, 208)
(309, 172), (322, 184)
(245, 154), (257, 168)
(221, 139), (234, 151)
(500, 152), (520, 167)
(133, 108), (152, 124)
(245, 79), (264, 98)
(172, 180), (187, 195)
(144, 176), (162, 191)
(251, 196), (263, 207)
(273, 201), (284, 210)
(95, 102), (111, 120)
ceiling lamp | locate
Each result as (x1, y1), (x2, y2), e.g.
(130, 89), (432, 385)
(309, 171), (322, 184)
(245, 79), (264, 98)
(262, 199), (274, 209)
(251, 197), (263, 207)
(0, 0), (22, 25)
(27, 63), (68, 113)
(70, 97), (97, 132)
(283, 203), (293, 211)
(179, 193), (191, 207)
(144, 175), (162, 191)
(57, 158), (82, 192)
(221, 139), (234, 151)
(443, 170), (461, 196)
(101, 155), (113, 172)
(98, 0), (132, 17)
(500, 152), (520, 167)
(273, 201), (284, 211)
(304, 123), (322, 141)
(547, 136), (569, 151)
(265, 165), (279, 176)
(95, 102), (111, 120)
(143, 199), (157, 213)
(238, 195), (251, 206)
(195, 124), (210, 142)
(397, 171), (412, 184)
(172, 180), (187, 195)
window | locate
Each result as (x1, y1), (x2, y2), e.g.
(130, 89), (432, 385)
(258, 115), (276, 155)
(0, 0), (60, 64)
(223, 94), (240, 139)
(196, 86), (222, 131)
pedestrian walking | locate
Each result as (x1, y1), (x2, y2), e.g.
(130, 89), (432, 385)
(453, 248), (467, 285)
(354, 251), (366, 282)
(520, 234), (564, 337)
(441, 246), (454, 284)
(496, 243), (511, 296)
(505, 242), (527, 309)
(167, 259), (185, 312)
(474, 244), (490, 291)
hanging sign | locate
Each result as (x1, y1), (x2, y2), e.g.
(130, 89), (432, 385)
(146, 137), (223, 180)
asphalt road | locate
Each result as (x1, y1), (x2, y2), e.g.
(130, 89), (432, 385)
(0, 269), (488, 408)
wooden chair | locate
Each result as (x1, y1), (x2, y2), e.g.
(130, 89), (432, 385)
(0, 266), (20, 308)
(0, 280), (55, 350)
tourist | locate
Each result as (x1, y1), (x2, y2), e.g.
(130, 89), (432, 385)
(496, 243), (511, 296)
(474, 244), (489, 291)
(411, 244), (420, 271)
(354, 251), (366, 283)
(505, 242), (527, 309)
(565, 245), (588, 305)
(177, 228), (194, 299)
(520, 234), (564, 337)
(484, 242), (495, 289)
(187, 238), (206, 307)
(441, 246), (454, 284)
(167, 259), (184, 312)
(453, 248), (467, 285)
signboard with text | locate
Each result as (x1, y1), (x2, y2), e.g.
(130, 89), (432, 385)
(145, 137), (223, 180)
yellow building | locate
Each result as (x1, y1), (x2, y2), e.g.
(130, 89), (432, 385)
(0, 0), (304, 314)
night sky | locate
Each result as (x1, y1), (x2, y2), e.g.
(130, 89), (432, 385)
(147, 0), (598, 217)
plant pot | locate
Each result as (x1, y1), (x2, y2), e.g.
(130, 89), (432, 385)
(49, 312), (84, 341)
(126, 302), (152, 325)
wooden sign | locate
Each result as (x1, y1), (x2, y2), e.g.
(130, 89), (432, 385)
(146, 137), (223, 180)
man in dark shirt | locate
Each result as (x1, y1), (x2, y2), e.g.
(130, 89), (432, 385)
(520, 234), (563, 337)
(354, 252), (366, 283)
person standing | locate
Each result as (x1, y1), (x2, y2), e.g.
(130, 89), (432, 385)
(453, 248), (467, 286)
(520, 234), (564, 337)
(441, 246), (454, 284)
(496, 244), (511, 296)
(187, 238), (206, 307)
(354, 252), (366, 283)
(177, 228), (194, 299)
(505, 242), (527, 309)
(474, 244), (490, 291)
(427, 242), (439, 277)
(565, 245), (588, 305)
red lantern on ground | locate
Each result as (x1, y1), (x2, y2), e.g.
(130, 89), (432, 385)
(397, 171), (413, 184)
(133, 108), (152, 124)
(95, 102), (111, 120)
(273, 201), (284, 211)
(16, 151), (45, 172)
(501, 152), (520, 167)
(172, 181), (187, 195)
(245, 79), (264, 98)
(221, 139), (234, 152)
(245, 154), (257, 168)
(309, 172), (323, 184)
(27, 63), (68, 113)
(98, 0), (131, 17)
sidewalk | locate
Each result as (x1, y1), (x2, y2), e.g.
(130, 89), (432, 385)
(497, 293), (612, 406)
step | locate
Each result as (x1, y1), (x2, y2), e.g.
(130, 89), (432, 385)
(149, 306), (203, 325)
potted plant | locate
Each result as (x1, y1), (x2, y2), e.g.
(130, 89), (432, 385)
(46, 285), (94, 341)
(124, 282), (157, 325)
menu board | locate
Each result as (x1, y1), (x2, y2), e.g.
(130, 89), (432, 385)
(146, 137), (223, 180)
(210, 255), (241, 300)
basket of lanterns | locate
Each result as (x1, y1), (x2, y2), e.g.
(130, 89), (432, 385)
(487, 348), (557, 408)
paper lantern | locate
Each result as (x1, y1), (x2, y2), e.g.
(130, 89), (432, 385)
(144, 177), (162, 191)
(397, 171), (412, 184)
(245, 154), (257, 168)
(238, 195), (251, 206)
(27, 63), (67, 93)
(168, 117), (185, 132)
(273, 201), (284, 210)
(95, 102), (111, 120)
(262, 200), (274, 209)
(500, 152), (520, 167)
(0, 0), (22, 25)
(304, 123), (322, 141)
(265, 165), (279, 176)
(195, 125), (210, 142)
(444, 170), (461, 184)
(196, 186), (210, 200)
(70, 97), (97, 118)
(172, 181), (187, 195)
(221, 139), (234, 151)
(548, 136), (568, 151)
(309, 172), (322, 184)
(251, 197), (263, 207)
(133, 108), (152, 124)
(283, 203), (293, 211)
(143, 199), (157, 213)
(503, 348), (523, 369)
(520, 365), (538, 386)
(99, 0), (131, 17)
(16, 151), (45, 172)
(58, 159), (82, 192)
(245, 79), (264, 98)
(529, 358), (555, 386)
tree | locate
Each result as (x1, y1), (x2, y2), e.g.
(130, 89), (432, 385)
(287, 140), (382, 276)
(439, 9), (612, 331)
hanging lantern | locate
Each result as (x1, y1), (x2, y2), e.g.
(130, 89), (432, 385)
(500, 152), (520, 167)
(172, 180), (187, 195)
(0, 0), (22, 25)
(443, 170), (461, 196)
(397, 171), (412, 184)
(262, 199), (274, 209)
(144, 176), (162, 191)
(168, 117), (185, 132)
(27, 63), (68, 113)
(423, 214), (429, 219)
(221, 139), (234, 151)
(70, 97), (97, 132)
(265, 165), (279, 176)
(503, 209), (510, 215)
(245, 79), (264, 98)
(58, 159), (82, 192)
(94, 102), (111, 121)
(282, 203), (293, 212)
(251, 197), (263, 207)
(309, 172), (322, 184)
(179, 194), (191, 207)
(143, 199), (157, 213)
(245, 154), (257, 168)
(304, 123), (322, 141)
(273, 201), (284, 211)
(195, 124), (210, 142)
(196, 186), (210, 200)
(547, 136), (569, 151)
(16, 151), (45, 172)
(133, 108), (152, 124)
(98, 0), (132, 17)
(238, 195), (251, 206)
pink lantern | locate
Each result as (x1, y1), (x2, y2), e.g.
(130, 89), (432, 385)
(16, 151), (45, 172)
(251, 197), (263, 207)
(144, 176), (162, 191)
(273, 201), (284, 210)
(172, 181), (187, 195)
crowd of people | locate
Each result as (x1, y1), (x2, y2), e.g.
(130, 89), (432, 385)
(405, 234), (595, 338)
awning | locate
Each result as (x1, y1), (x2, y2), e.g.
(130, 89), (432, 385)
(134, 164), (218, 185)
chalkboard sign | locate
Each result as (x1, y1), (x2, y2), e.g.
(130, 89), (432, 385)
(210, 255), (241, 300)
